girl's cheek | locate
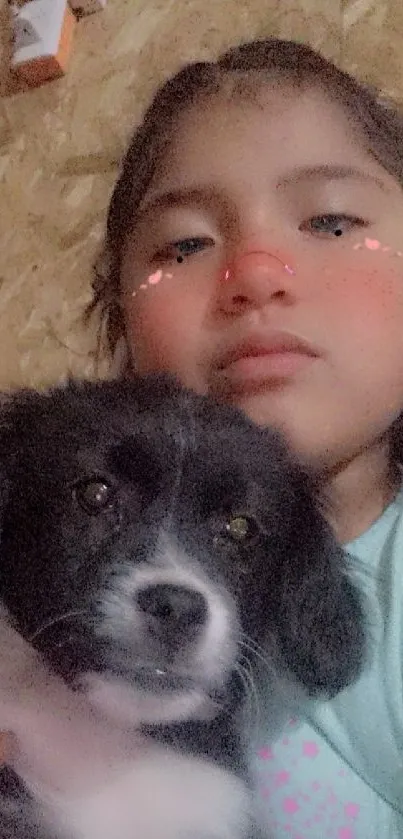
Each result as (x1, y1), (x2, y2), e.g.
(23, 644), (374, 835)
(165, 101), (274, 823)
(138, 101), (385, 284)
(123, 278), (206, 375)
(352, 265), (402, 309)
(123, 257), (218, 325)
(314, 251), (403, 312)
(124, 277), (195, 326)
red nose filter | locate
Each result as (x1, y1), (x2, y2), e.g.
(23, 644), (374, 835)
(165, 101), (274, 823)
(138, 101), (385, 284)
(223, 250), (296, 281)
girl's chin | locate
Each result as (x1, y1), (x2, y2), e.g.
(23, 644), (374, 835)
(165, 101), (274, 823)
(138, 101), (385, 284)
(220, 390), (320, 466)
(217, 388), (288, 429)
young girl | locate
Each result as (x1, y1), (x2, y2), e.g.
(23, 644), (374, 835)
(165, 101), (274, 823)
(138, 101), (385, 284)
(85, 36), (403, 838)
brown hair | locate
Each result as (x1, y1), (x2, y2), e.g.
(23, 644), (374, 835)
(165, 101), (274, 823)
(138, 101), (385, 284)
(85, 36), (403, 460)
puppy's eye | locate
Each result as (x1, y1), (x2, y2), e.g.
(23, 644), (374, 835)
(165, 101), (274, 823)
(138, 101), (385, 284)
(225, 514), (260, 544)
(214, 514), (260, 547)
(74, 479), (115, 515)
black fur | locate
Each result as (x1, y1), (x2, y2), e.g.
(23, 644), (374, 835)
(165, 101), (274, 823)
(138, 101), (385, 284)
(0, 374), (365, 839)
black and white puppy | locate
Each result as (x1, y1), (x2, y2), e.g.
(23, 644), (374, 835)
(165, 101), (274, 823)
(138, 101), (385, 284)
(0, 374), (365, 839)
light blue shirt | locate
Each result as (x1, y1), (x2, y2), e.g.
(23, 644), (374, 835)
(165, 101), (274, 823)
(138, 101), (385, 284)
(253, 482), (403, 838)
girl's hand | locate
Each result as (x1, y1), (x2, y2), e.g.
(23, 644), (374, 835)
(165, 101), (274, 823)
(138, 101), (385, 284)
(0, 609), (145, 797)
(0, 731), (16, 767)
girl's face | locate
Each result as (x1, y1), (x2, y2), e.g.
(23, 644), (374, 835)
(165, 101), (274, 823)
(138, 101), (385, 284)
(120, 84), (403, 471)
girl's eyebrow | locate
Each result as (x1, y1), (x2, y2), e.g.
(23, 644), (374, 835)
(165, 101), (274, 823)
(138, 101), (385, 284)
(278, 164), (389, 192)
(137, 187), (224, 218)
(137, 164), (389, 219)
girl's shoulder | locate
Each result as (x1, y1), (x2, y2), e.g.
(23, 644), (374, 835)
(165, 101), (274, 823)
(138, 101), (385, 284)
(254, 714), (403, 839)
(346, 473), (403, 575)
(253, 476), (403, 839)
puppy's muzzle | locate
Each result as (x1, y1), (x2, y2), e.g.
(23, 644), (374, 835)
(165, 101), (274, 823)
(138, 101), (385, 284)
(124, 583), (209, 693)
(136, 583), (208, 647)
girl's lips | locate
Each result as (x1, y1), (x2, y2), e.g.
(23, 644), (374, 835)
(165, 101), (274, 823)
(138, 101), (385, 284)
(216, 351), (316, 392)
(213, 332), (319, 393)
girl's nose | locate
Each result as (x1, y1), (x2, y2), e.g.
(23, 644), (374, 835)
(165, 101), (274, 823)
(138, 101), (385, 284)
(218, 250), (296, 314)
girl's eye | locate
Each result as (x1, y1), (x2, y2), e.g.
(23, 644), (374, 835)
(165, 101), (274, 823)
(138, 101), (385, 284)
(301, 214), (368, 237)
(153, 237), (214, 264)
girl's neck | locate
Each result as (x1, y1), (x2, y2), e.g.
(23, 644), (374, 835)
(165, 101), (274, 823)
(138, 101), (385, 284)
(323, 441), (400, 544)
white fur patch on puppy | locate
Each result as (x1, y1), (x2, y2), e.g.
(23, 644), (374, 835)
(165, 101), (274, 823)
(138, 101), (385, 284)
(39, 747), (252, 839)
(82, 671), (218, 726)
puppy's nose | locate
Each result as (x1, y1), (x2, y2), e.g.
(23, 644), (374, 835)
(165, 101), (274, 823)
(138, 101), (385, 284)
(136, 584), (208, 633)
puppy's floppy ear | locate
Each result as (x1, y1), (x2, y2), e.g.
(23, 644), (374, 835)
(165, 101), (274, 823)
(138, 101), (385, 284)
(277, 476), (366, 698)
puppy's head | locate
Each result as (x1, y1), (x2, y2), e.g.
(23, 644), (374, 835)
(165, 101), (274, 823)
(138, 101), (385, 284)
(0, 375), (364, 728)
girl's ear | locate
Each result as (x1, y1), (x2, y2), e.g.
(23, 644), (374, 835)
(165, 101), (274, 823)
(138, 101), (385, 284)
(277, 484), (366, 698)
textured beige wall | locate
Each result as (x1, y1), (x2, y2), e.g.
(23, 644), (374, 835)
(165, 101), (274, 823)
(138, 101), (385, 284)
(0, 0), (401, 389)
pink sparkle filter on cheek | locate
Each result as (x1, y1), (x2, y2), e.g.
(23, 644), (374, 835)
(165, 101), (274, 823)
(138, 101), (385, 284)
(132, 270), (173, 297)
(353, 238), (403, 256)
(148, 270), (163, 285)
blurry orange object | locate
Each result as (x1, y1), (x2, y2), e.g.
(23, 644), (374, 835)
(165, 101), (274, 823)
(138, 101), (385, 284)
(12, 0), (76, 88)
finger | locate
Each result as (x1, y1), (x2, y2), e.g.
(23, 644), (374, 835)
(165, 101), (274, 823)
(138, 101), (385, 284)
(0, 731), (16, 765)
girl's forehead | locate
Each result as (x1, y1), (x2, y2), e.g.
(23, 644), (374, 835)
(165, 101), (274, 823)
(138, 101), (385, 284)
(146, 85), (394, 203)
